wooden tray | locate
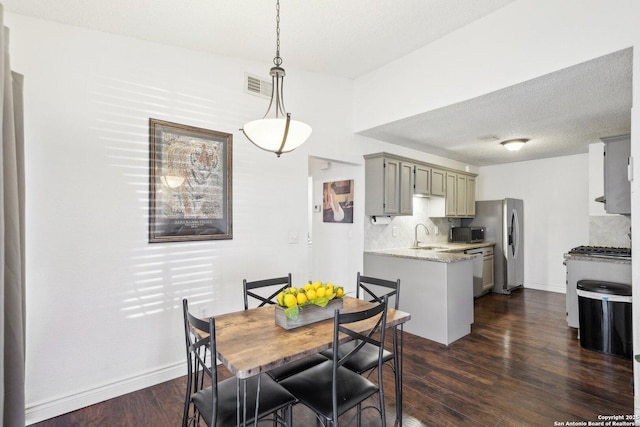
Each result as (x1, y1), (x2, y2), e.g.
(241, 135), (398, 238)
(275, 298), (344, 330)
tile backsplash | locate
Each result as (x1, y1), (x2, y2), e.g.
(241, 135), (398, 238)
(365, 199), (632, 251)
(364, 197), (460, 250)
(590, 215), (631, 248)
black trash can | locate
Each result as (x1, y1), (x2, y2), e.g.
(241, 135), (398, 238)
(577, 280), (632, 358)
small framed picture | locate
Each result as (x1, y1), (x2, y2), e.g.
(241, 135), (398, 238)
(323, 180), (354, 223)
(149, 119), (232, 242)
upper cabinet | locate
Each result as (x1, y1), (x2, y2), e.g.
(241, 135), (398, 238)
(441, 172), (475, 217)
(466, 176), (476, 216)
(601, 134), (630, 215)
(365, 153), (477, 218)
(399, 161), (415, 215)
(431, 168), (446, 197)
(365, 154), (414, 216)
(414, 164), (431, 196)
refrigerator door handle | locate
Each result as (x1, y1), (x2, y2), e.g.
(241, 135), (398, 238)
(511, 209), (520, 258)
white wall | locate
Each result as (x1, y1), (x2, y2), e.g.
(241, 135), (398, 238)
(354, 0), (640, 132)
(478, 155), (589, 293)
(5, 12), (360, 424)
(353, 0), (640, 413)
(11, 0), (640, 422)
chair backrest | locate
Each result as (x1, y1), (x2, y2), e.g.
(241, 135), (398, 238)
(182, 299), (217, 426)
(243, 274), (292, 310)
(356, 272), (401, 310)
(330, 297), (388, 421)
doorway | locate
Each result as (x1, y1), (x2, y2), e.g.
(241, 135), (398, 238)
(307, 156), (363, 289)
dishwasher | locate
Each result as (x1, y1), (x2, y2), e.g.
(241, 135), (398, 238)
(464, 248), (484, 297)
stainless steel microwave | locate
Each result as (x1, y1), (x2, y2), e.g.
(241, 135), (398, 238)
(450, 226), (485, 243)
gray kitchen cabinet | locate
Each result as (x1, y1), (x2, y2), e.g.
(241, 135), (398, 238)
(601, 134), (630, 215)
(428, 171), (477, 218)
(466, 176), (476, 216)
(414, 164), (431, 196)
(399, 161), (415, 214)
(365, 152), (476, 218)
(445, 173), (457, 216)
(456, 174), (468, 216)
(442, 173), (476, 217)
(364, 154), (414, 216)
(482, 246), (494, 293)
(431, 168), (446, 197)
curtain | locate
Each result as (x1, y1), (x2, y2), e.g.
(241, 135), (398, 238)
(0, 3), (26, 426)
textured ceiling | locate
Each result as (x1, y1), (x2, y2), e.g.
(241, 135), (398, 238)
(360, 48), (633, 166)
(2, 1), (632, 166)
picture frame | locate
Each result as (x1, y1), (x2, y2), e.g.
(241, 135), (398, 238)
(149, 119), (232, 242)
(323, 179), (354, 223)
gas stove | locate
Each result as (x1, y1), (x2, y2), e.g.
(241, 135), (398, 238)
(565, 245), (632, 328)
(568, 245), (631, 258)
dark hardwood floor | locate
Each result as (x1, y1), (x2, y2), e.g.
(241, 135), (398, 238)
(30, 289), (633, 426)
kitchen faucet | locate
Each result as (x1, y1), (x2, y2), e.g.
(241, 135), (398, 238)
(413, 223), (430, 248)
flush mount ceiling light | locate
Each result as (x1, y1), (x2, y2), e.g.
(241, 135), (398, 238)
(501, 138), (529, 152)
(241, 0), (312, 157)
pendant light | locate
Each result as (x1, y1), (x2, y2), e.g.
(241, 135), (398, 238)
(241, 0), (312, 157)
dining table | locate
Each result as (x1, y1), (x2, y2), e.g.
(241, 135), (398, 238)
(208, 295), (411, 426)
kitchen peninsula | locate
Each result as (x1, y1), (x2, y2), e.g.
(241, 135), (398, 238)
(364, 244), (488, 345)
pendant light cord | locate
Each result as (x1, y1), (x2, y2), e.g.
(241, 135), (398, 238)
(274, 0), (282, 67)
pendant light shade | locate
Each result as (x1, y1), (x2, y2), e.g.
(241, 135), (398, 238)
(241, 0), (311, 157)
(243, 116), (312, 155)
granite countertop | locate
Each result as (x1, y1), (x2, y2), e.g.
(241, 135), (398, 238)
(364, 242), (495, 263)
(425, 242), (496, 251)
(563, 252), (631, 264)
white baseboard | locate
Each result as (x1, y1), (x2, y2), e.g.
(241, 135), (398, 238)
(25, 361), (186, 425)
(524, 282), (565, 294)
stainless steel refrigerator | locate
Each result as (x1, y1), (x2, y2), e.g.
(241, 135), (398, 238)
(464, 198), (524, 294)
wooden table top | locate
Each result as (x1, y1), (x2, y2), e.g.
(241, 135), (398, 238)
(212, 296), (411, 379)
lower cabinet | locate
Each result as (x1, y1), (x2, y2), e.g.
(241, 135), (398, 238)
(482, 247), (494, 294)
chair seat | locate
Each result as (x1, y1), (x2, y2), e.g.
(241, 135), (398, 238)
(267, 353), (328, 382)
(280, 360), (379, 420)
(321, 341), (393, 374)
(192, 373), (296, 427)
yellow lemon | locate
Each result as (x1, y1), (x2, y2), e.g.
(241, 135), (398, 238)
(316, 287), (326, 298)
(306, 289), (317, 301)
(326, 284), (334, 295)
(303, 283), (312, 292)
(277, 292), (285, 306)
(289, 288), (298, 296)
(284, 294), (297, 308)
(313, 281), (321, 290)
(297, 293), (307, 305)
(336, 287), (344, 298)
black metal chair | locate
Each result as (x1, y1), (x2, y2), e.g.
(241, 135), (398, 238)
(320, 273), (401, 423)
(182, 299), (296, 427)
(243, 274), (293, 310)
(243, 274), (327, 382)
(280, 297), (389, 427)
